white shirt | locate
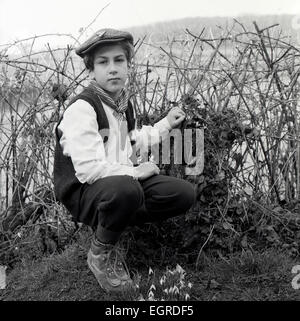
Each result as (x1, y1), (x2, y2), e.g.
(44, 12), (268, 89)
(57, 99), (172, 184)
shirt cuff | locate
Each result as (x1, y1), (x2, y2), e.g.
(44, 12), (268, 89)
(155, 116), (172, 132)
(126, 166), (136, 178)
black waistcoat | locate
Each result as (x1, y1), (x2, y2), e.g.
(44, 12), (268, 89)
(53, 87), (136, 218)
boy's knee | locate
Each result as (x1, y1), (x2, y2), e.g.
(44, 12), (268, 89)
(152, 177), (195, 211)
(108, 176), (143, 209)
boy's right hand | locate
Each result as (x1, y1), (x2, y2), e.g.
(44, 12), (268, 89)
(133, 162), (160, 181)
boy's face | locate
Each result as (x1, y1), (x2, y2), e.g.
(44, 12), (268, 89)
(90, 44), (129, 99)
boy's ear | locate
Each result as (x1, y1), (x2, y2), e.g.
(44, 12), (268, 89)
(89, 70), (95, 79)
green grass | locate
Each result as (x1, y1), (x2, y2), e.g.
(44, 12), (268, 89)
(1, 239), (300, 301)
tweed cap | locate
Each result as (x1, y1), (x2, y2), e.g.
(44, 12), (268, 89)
(75, 28), (134, 58)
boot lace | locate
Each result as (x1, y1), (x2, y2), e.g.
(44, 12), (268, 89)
(105, 245), (130, 280)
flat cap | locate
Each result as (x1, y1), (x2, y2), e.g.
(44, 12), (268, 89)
(75, 28), (134, 58)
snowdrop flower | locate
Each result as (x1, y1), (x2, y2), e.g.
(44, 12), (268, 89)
(160, 275), (166, 285)
(185, 293), (190, 301)
(173, 286), (179, 295)
(149, 284), (156, 291)
(148, 290), (155, 298)
(176, 264), (185, 274)
(169, 286), (175, 294)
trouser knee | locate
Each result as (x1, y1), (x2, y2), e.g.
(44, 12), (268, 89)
(97, 176), (144, 231)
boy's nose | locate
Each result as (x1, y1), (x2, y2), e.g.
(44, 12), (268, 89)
(108, 62), (117, 74)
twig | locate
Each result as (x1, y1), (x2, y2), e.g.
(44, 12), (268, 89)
(196, 224), (214, 269)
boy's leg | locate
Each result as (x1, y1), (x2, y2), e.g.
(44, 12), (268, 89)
(79, 175), (144, 243)
(130, 174), (196, 226)
(78, 175), (144, 292)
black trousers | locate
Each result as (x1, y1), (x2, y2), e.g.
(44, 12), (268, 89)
(78, 174), (196, 244)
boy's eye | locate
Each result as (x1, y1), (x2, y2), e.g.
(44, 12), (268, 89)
(96, 59), (107, 64)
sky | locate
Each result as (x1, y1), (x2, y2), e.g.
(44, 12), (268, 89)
(0, 0), (300, 46)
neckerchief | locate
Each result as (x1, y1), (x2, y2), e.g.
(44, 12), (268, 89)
(88, 80), (129, 115)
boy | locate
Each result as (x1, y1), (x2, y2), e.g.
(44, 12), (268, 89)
(54, 28), (196, 292)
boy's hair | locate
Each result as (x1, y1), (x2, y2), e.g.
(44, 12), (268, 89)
(83, 40), (134, 71)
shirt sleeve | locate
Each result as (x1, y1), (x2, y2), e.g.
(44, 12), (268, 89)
(134, 114), (172, 152)
(57, 99), (135, 184)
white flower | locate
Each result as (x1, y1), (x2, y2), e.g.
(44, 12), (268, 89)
(163, 289), (169, 294)
(149, 284), (156, 291)
(187, 282), (193, 289)
(148, 267), (154, 275)
(160, 275), (166, 285)
(148, 290), (157, 301)
(185, 293), (190, 301)
(169, 286), (175, 294)
(176, 264), (185, 274)
(148, 290), (155, 298)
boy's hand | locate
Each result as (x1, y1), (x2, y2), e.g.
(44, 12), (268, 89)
(133, 162), (160, 181)
(166, 107), (186, 129)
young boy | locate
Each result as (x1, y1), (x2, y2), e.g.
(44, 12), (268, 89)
(53, 28), (196, 292)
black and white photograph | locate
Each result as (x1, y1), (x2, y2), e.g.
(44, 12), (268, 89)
(0, 0), (300, 309)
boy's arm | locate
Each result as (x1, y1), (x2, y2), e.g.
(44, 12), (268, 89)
(58, 99), (135, 184)
(133, 112), (172, 151)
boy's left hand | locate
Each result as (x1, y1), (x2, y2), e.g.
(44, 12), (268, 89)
(166, 107), (186, 129)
